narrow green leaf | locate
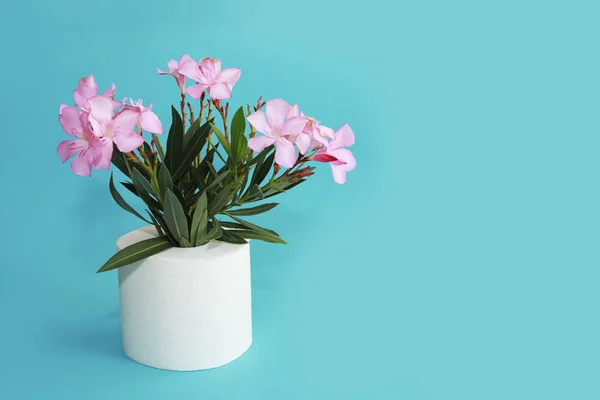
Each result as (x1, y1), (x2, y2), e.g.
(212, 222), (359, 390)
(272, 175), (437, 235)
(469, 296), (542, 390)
(217, 229), (248, 244)
(230, 107), (248, 161)
(130, 168), (160, 209)
(180, 237), (193, 248)
(206, 218), (224, 241)
(164, 106), (184, 172)
(108, 173), (151, 223)
(163, 189), (190, 243)
(226, 203), (279, 216)
(208, 183), (233, 217)
(245, 152), (275, 198)
(151, 134), (165, 161)
(190, 191), (208, 246)
(205, 170), (230, 194)
(234, 229), (287, 244)
(172, 120), (212, 181)
(111, 146), (130, 177)
(146, 211), (164, 237)
(246, 184), (265, 201)
(263, 179), (307, 199)
(209, 123), (232, 157)
(224, 212), (281, 239)
(158, 165), (173, 200)
(148, 210), (177, 245)
(96, 237), (172, 273)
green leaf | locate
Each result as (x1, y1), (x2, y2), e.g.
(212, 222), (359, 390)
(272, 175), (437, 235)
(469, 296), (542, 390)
(111, 147), (130, 177)
(223, 213), (282, 240)
(208, 183), (233, 217)
(246, 184), (265, 202)
(190, 192), (208, 246)
(218, 229), (248, 244)
(234, 229), (287, 244)
(209, 123), (232, 157)
(158, 165), (173, 200)
(152, 134), (165, 161)
(148, 210), (177, 244)
(226, 202), (278, 216)
(164, 106), (184, 172)
(230, 107), (248, 161)
(245, 151), (274, 199)
(96, 237), (172, 273)
(108, 173), (151, 223)
(172, 120), (212, 181)
(146, 211), (164, 237)
(131, 168), (160, 209)
(206, 218), (224, 241)
(263, 179), (307, 199)
(205, 170), (230, 193)
(163, 189), (190, 243)
(180, 237), (193, 248)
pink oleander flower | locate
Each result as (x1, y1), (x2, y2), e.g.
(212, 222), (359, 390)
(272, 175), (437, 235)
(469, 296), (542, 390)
(124, 98), (164, 134)
(57, 105), (98, 177)
(157, 55), (191, 93)
(247, 99), (308, 168)
(73, 75), (120, 113)
(286, 105), (321, 155)
(311, 125), (335, 150)
(86, 97), (144, 169)
(311, 123), (356, 184)
(179, 57), (241, 100)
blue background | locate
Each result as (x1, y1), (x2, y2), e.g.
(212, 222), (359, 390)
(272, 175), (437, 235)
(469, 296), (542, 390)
(1, 0), (599, 398)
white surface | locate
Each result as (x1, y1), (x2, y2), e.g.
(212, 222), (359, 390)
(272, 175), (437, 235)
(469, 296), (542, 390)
(116, 226), (252, 371)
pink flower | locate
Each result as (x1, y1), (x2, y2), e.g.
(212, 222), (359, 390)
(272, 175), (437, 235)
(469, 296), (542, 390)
(57, 105), (98, 176)
(179, 57), (241, 100)
(286, 105), (316, 154)
(312, 125), (335, 150)
(311, 123), (356, 184)
(124, 98), (164, 134)
(86, 97), (144, 169)
(73, 75), (120, 113)
(157, 55), (191, 93)
(247, 99), (308, 168)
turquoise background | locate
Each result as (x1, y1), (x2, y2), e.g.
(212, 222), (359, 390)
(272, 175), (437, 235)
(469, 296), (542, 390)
(1, 0), (599, 398)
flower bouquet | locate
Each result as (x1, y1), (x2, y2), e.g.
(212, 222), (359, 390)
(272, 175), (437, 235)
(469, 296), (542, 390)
(57, 55), (356, 370)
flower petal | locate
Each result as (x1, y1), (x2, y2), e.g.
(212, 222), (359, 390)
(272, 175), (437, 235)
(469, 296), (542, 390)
(287, 104), (300, 118)
(248, 135), (275, 152)
(113, 131), (144, 153)
(274, 138), (297, 168)
(57, 139), (86, 162)
(329, 123), (355, 150)
(114, 109), (140, 134)
(59, 105), (84, 137)
(101, 83), (116, 99)
(331, 164), (347, 184)
(328, 148), (356, 171)
(186, 83), (209, 100)
(178, 54), (192, 66)
(216, 68), (241, 87)
(93, 138), (113, 170)
(140, 110), (164, 134)
(87, 96), (114, 124)
(71, 148), (95, 177)
(73, 75), (98, 108)
(208, 83), (232, 99)
(246, 111), (271, 135)
(294, 132), (312, 155)
(200, 58), (221, 74)
(282, 116), (308, 137)
(179, 59), (200, 81)
(265, 99), (290, 132)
